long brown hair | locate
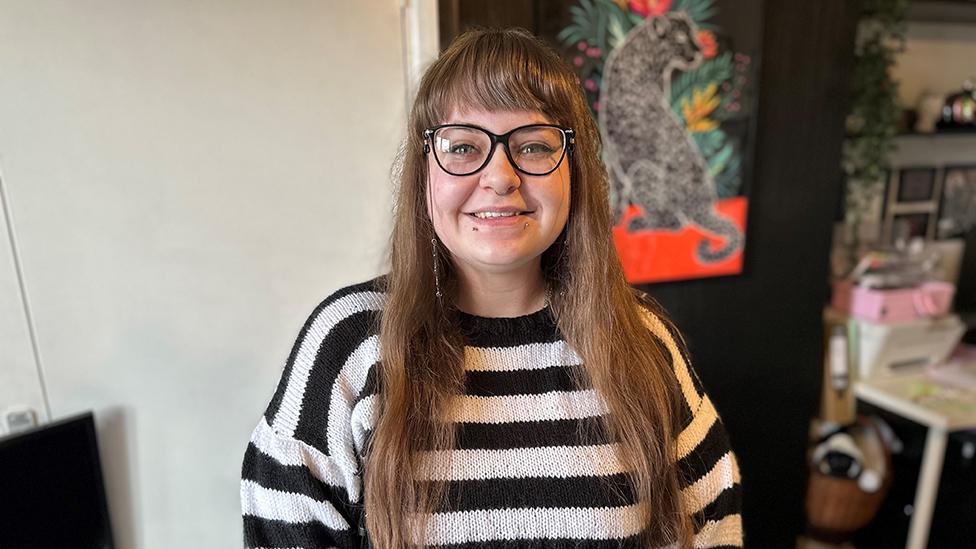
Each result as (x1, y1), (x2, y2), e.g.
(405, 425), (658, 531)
(366, 28), (693, 548)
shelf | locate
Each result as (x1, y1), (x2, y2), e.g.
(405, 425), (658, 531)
(907, 1), (976, 24)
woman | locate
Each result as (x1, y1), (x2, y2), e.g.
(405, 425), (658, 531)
(241, 28), (742, 549)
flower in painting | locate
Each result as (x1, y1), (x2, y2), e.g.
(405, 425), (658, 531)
(696, 30), (718, 59)
(628, 0), (672, 18)
(681, 83), (721, 132)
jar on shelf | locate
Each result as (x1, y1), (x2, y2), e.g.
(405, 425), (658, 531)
(940, 79), (976, 129)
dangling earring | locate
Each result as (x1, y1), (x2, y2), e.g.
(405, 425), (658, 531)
(431, 237), (443, 301)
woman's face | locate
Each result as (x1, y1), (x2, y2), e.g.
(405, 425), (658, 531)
(426, 108), (571, 278)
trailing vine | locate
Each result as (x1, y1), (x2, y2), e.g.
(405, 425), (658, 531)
(841, 0), (908, 255)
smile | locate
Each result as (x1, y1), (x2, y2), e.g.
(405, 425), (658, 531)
(472, 211), (526, 219)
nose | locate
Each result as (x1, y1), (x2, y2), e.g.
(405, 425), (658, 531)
(480, 142), (522, 195)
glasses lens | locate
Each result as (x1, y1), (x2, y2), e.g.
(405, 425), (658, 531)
(432, 126), (491, 175)
(509, 126), (566, 175)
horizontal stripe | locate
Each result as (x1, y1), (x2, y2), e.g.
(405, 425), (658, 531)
(445, 389), (608, 424)
(678, 418), (735, 489)
(464, 364), (587, 396)
(693, 513), (742, 548)
(417, 443), (626, 481)
(241, 479), (349, 530)
(249, 417), (361, 503)
(456, 416), (612, 450)
(243, 515), (356, 549)
(682, 452), (740, 515)
(421, 502), (649, 545)
(271, 291), (384, 438)
(677, 395), (718, 461)
(693, 483), (742, 532)
(242, 443), (349, 505)
(434, 537), (645, 549)
(464, 340), (582, 372)
(432, 473), (637, 512)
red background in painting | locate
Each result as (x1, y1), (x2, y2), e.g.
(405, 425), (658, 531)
(612, 197), (748, 283)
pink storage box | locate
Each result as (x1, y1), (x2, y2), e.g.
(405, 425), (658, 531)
(831, 280), (955, 323)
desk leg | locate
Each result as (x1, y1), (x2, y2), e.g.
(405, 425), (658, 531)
(905, 426), (947, 549)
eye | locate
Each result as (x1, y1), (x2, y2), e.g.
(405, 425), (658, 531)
(518, 142), (556, 155)
(448, 143), (479, 155)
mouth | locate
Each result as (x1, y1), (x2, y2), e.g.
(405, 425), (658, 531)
(468, 210), (534, 219)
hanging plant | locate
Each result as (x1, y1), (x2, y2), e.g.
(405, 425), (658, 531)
(841, 0), (908, 258)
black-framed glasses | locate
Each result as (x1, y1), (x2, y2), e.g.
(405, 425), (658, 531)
(423, 123), (575, 177)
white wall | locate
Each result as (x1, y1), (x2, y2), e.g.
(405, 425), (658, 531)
(0, 1), (435, 547)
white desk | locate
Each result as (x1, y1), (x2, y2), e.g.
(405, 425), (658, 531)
(855, 374), (976, 549)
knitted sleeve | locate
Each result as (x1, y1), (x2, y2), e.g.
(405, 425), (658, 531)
(642, 310), (744, 549)
(240, 282), (384, 549)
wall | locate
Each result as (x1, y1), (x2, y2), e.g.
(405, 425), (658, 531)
(892, 22), (976, 109)
(0, 1), (433, 547)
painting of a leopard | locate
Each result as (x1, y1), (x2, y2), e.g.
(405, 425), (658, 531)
(599, 11), (743, 264)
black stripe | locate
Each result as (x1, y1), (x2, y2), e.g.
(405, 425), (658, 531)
(362, 416), (614, 453)
(677, 419), (734, 489)
(264, 279), (383, 423)
(456, 416), (613, 450)
(429, 473), (637, 512)
(693, 484), (743, 530)
(458, 307), (562, 348)
(243, 515), (359, 549)
(464, 364), (588, 396)
(241, 442), (361, 528)
(293, 309), (380, 454)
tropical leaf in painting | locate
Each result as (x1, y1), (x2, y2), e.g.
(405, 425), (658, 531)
(670, 51), (733, 115)
(671, 0), (719, 29)
(714, 150), (743, 198)
(681, 83), (721, 132)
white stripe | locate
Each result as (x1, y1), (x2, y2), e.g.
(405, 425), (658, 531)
(640, 310), (701, 411)
(694, 513), (743, 548)
(271, 291), (384, 438)
(350, 394), (378, 453)
(445, 389), (608, 424)
(241, 479), (349, 530)
(682, 451), (740, 515)
(464, 340), (582, 371)
(677, 395), (718, 460)
(250, 417), (361, 503)
(326, 335), (380, 473)
(420, 502), (649, 545)
(417, 443), (626, 481)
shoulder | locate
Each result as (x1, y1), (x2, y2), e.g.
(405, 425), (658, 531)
(260, 276), (387, 446)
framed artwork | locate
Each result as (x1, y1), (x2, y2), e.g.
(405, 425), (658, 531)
(937, 165), (976, 239)
(556, 0), (760, 283)
(881, 166), (942, 243)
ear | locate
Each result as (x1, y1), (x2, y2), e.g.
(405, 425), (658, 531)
(651, 15), (670, 37)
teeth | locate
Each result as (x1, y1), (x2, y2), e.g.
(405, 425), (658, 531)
(474, 211), (519, 219)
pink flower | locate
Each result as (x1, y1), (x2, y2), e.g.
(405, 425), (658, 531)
(629, 0), (672, 17)
(573, 56), (584, 67)
(593, 101), (601, 111)
(584, 79), (598, 91)
(696, 30), (718, 59)
(577, 41), (588, 51)
(586, 46), (601, 58)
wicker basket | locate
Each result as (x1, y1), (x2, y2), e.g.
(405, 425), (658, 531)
(805, 417), (892, 538)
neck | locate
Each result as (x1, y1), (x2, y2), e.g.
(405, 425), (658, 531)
(453, 262), (548, 318)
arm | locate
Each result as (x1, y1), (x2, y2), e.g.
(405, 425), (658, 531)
(642, 309), (744, 549)
(241, 283), (384, 549)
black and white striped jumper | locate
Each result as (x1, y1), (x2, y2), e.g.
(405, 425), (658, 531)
(241, 278), (743, 548)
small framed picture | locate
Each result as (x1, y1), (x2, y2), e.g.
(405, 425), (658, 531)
(892, 213), (932, 240)
(897, 167), (937, 202)
(937, 165), (976, 239)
